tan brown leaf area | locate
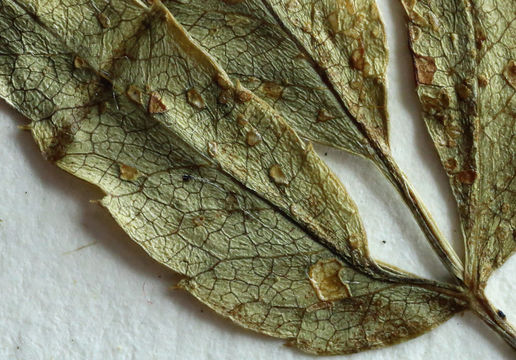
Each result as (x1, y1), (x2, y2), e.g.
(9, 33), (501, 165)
(1, 0), (515, 356)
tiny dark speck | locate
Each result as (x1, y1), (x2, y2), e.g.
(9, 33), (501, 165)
(382, 240), (386, 244)
(324, 152), (328, 156)
(497, 310), (506, 320)
(182, 174), (193, 182)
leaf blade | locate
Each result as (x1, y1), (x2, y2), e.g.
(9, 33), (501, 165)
(18, 0), (379, 269)
(163, 0), (390, 156)
(0, 0), (467, 354)
(162, 0), (467, 281)
(401, 0), (516, 288)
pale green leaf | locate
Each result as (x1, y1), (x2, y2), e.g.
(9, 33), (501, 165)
(18, 0), (375, 271)
(401, 0), (516, 289)
(0, 0), (467, 355)
(159, 0), (469, 280)
(162, 0), (389, 157)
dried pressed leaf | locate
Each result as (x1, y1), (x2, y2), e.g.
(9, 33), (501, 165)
(401, 0), (516, 289)
(163, 0), (389, 157)
(0, 0), (467, 355)
(14, 0), (375, 269)
(162, 0), (466, 281)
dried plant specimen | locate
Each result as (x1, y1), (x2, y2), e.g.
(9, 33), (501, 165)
(0, 0), (514, 356)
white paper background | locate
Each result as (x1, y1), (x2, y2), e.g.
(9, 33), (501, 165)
(0, 1), (514, 359)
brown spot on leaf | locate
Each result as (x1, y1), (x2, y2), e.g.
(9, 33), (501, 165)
(43, 125), (75, 162)
(456, 82), (473, 100)
(301, 22), (312, 33)
(260, 82), (284, 99)
(317, 109), (334, 123)
(235, 80), (253, 103)
(475, 26), (486, 50)
(207, 141), (218, 157)
(193, 216), (205, 227)
(187, 88), (206, 109)
(327, 11), (340, 34)
(236, 89), (252, 103)
(269, 164), (288, 185)
(445, 124), (462, 140)
(74, 56), (87, 69)
(349, 48), (365, 71)
(236, 114), (248, 126)
(478, 75), (489, 88)
(456, 170), (477, 185)
(420, 90), (450, 117)
(148, 92), (167, 114)
(218, 88), (234, 104)
(97, 13), (111, 29)
(414, 54), (437, 85)
(246, 129), (262, 146)
(409, 26), (421, 42)
(119, 163), (140, 181)
(447, 139), (457, 148)
(286, 0), (301, 12)
(308, 258), (352, 302)
(444, 158), (458, 171)
(501, 203), (510, 214)
(503, 60), (516, 89)
(495, 225), (510, 241)
(126, 85), (142, 104)
(214, 73), (232, 89)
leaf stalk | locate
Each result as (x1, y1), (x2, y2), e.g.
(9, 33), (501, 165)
(469, 291), (516, 351)
(376, 150), (465, 283)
